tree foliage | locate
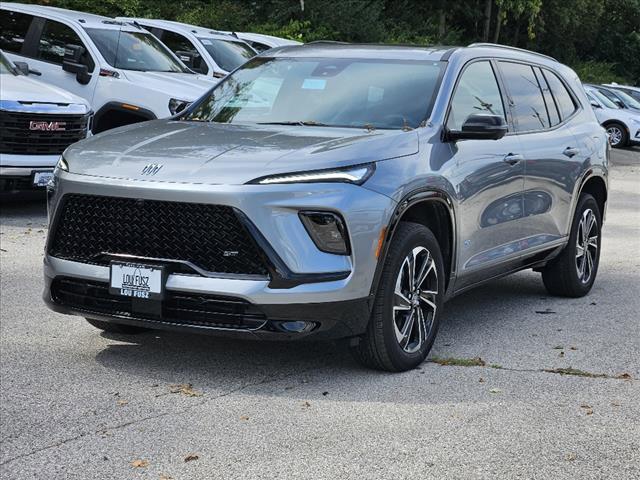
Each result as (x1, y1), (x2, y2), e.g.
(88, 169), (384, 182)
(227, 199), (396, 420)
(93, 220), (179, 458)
(22, 0), (640, 83)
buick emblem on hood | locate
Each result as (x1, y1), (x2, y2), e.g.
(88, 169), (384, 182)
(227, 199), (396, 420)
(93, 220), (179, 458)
(141, 163), (163, 176)
(29, 121), (66, 131)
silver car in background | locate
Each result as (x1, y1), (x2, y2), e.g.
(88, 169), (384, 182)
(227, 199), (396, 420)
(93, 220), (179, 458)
(44, 43), (609, 371)
(585, 85), (640, 147)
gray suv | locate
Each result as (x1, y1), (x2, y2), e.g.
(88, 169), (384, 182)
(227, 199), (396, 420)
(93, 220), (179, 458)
(44, 42), (609, 371)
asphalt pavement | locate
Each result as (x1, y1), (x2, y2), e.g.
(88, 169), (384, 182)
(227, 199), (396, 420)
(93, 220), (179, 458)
(1, 147), (639, 479)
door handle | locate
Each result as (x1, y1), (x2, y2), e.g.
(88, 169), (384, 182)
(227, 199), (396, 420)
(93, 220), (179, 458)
(503, 153), (524, 166)
(563, 147), (580, 158)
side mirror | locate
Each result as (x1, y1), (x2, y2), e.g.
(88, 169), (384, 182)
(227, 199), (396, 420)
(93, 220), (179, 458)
(447, 114), (508, 141)
(175, 50), (201, 70)
(62, 44), (91, 85)
(590, 100), (602, 109)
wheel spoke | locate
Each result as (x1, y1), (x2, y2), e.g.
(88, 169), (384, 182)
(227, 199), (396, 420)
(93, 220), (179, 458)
(394, 291), (411, 311)
(575, 244), (585, 258)
(419, 292), (437, 313)
(587, 236), (598, 250)
(398, 310), (415, 349)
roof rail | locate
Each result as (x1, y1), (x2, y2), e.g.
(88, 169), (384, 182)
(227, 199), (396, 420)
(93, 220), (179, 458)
(467, 43), (557, 62)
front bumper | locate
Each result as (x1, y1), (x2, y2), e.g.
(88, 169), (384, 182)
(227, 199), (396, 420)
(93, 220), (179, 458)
(0, 154), (58, 191)
(43, 171), (395, 339)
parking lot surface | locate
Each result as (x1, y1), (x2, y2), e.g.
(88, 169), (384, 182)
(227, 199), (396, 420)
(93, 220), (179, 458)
(1, 148), (639, 479)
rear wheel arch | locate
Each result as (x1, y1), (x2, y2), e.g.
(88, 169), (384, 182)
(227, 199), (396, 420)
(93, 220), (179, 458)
(371, 190), (457, 297)
(579, 175), (607, 220)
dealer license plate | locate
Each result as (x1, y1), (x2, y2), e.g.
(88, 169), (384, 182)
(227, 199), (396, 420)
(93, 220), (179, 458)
(33, 171), (54, 187)
(109, 262), (165, 300)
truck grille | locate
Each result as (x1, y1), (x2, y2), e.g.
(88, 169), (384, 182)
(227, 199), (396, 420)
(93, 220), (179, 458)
(51, 277), (267, 330)
(0, 111), (89, 155)
(48, 194), (270, 276)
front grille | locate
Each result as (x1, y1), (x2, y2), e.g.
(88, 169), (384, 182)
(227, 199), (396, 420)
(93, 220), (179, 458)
(51, 277), (267, 330)
(0, 111), (89, 155)
(48, 194), (270, 276)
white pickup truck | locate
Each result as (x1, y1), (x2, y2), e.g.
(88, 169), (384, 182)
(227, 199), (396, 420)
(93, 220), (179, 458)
(0, 50), (91, 192)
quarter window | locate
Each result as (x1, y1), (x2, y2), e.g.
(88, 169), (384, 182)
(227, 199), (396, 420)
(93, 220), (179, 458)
(447, 61), (506, 131)
(543, 70), (577, 120)
(38, 20), (84, 65)
(0, 10), (33, 54)
(499, 61), (550, 132)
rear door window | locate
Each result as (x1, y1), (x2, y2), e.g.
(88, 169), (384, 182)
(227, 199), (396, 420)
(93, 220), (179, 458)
(38, 20), (84, 65)
(0, 10), (34, 54)
(447, 60), (506, 131)
(499, 61), (550, 132)
(533, 67), (560, 127)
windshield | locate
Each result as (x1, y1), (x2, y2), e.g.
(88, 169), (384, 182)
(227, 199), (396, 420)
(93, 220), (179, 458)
(198, 38), (256, 72)
(183, 57), (445, 129)
(609, 88), (640, 109)
(0, 52), (16, 75)
(85, 29), (187, 72)
(589, 89), (619, 109)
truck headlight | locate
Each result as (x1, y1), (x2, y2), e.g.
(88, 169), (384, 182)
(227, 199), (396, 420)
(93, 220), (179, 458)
(168, 98), (191, 115)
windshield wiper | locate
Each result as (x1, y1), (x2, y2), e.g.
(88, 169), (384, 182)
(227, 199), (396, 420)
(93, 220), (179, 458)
(257, 120), (330, 127)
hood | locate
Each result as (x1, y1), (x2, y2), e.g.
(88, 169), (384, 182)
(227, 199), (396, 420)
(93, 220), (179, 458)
(64, 120), (420, 185)
(0, 73), (89, 106)
(119, 71), (217, 100)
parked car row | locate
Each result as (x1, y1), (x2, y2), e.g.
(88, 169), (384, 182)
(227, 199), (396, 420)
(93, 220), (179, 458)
(0, 2), (299, 192)
(584, 83), (640, 148)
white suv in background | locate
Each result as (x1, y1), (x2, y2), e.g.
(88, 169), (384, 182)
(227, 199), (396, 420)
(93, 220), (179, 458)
(1, 3), (216, 133)
(0, 50), (90, 192)
(118, 18), (257, 78)
(227, 32), (302, 53)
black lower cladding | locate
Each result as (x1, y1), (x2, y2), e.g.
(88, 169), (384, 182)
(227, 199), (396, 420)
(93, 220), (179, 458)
(47, 194), (270, 276)
(48, 277), (372, 338)
(51, 277), (267, 330)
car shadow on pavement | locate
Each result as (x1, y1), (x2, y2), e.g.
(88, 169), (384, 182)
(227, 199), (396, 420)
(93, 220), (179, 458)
(90, 269), (581, 405)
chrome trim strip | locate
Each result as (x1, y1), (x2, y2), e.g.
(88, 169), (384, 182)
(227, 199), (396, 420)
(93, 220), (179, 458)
(0, 100), (90, 115)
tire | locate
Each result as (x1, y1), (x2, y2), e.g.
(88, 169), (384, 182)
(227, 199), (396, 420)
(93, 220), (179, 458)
(85, 318), (148, 334)
(541, 193), (602, 297)
(352, 222), (445, 372)
(605, 122), (628, 148)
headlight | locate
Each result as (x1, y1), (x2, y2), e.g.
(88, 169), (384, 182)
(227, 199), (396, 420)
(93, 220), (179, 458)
(299, 211), (350, 255)
(250, 163), (375, 185)
(55, 155), (69, 173)
(168, 98), (191, 115)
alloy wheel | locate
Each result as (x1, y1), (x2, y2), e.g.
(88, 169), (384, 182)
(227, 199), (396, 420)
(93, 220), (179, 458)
(576, 208), (598, 284)
(393, 246), (438, 353)
(606, 126), (623, 146)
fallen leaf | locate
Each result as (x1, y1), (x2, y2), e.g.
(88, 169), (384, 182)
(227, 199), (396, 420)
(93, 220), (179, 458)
(184, 454), (199, 463)
(616, 373), (632, 380)
(302, 401), (311, 408)
(169, 384), (203, 397)
(159, 475), (174, 480)
(322, 391), (329, 396)
(239, 415), (249, 421)
(559, 351), (565, 358)
(553, 345), (564, 350)
(489, 388), (502, 394)
(479, 377), (485, 383)
(569, 346), (578, 351)
(611, 402), (621, 407)
(117, 399), (129, 406)
(565, 453), (577, 461)
(131, 459), (149, 468)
